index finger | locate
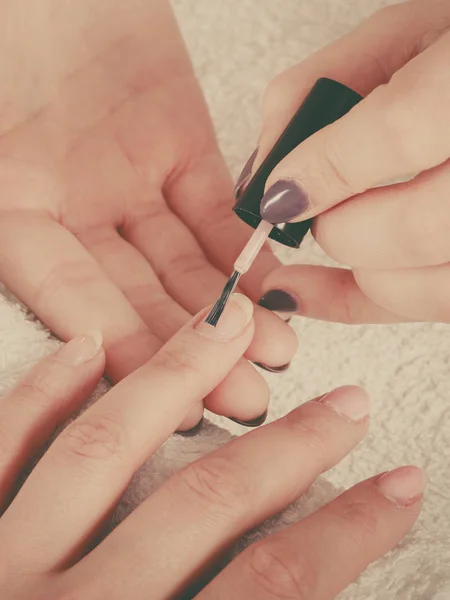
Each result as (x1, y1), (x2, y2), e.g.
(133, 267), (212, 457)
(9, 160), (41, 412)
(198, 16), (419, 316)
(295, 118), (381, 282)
(261, 30), (450, 224)
(0, 213), (161, 381)
(0, 294), (255, 571)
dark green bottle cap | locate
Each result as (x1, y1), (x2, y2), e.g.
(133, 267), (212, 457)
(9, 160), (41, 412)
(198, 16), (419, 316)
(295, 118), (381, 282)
(233, 78), (363, 248)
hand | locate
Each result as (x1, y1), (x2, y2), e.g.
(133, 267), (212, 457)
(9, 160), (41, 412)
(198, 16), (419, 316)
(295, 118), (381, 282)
(248, 0), (450, 325)
(0, 295), (424, 599)
(0, 0), (296, 426)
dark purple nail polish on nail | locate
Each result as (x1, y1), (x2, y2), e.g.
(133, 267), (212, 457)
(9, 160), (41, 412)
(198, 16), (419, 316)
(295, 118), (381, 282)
(258, 289), (298, 321)
(229, 411), (268, 428)
(254, 362), (290, 374)
(176, 417), (204, 437)
(234, 148), (259, 199)
(260, 179), (309, 224)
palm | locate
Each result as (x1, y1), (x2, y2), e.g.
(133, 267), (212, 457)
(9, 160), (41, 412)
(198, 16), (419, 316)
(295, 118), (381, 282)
(0, 0), (294, 421)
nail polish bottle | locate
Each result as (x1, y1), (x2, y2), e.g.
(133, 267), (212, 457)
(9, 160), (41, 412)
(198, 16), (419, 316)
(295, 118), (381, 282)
(233, 78), (363, 248)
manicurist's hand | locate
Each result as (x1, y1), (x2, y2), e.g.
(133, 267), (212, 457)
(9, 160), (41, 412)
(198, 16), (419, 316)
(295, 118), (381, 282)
(0, 0), (297, 428)
(0, 294), (424, 599)
(249, 0), (450, 325)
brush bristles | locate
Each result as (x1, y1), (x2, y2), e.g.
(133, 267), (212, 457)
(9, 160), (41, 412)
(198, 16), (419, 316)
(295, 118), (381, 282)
(205, 271), (241, 327)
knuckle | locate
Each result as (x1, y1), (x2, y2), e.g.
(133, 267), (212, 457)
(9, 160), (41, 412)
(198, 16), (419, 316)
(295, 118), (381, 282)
(58, 414), (128, 463)
(122, 281), (164, 317)
(247, 539), (316, 600)
(151, 341), (202, 383)
(320, 129), (358, 197)
(283, 412), (329, 468)
(178, 456), (252, 518)
(14, 371), (56, 412)
(333, 499), (381, 552)
(35, 259), (102, 315)
(157, 252), (207, 291)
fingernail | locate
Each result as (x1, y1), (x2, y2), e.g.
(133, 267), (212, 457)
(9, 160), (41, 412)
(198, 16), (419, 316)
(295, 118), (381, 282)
(258, 289), (298, 321)
(260, 179), (310, 224)
(229, 410), (267, 427)
(234, 147), (258, 199)
(319, 386), (370, 422)
(254, 362), (290, 374)
(56, 330), (103, 366)
(196, 293), (254, 342)
(376, 466), (427, 507)
(176, 417), (205, 437)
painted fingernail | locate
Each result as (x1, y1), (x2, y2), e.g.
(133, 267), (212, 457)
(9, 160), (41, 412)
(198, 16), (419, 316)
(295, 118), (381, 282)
(176, 417), (205, 437)
(254, 362), (290, 374)
(229, 410), (267, 427)
(319, 386), (370, 422)
(260, 179), (310, 224)
(56, 331), (103, 366)
(196, 293), (254, 342)
(234, 147), (258, 199)
(258, 289), (298, 321)
(376, 466), (427, 507)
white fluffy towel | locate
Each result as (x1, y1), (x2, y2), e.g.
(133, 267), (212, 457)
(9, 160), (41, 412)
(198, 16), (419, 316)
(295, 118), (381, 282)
(1, 0), (449, 597)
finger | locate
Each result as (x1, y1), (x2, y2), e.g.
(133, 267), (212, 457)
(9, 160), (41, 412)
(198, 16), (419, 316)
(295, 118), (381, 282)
(122, 191), (297, 368)
(121, 190), (230, 317)
(0, 294), (254, 570)
(314, 160), (450, 269)
(0, 332), (104, 510)
(0, 214), (159, 381)
(355, 263), (450, 324)
(261, 30), (450, 225)
(261, 265), (407, 324)
(79, 221), (275, 425)
(181, 359), (271, 432)
(202, 466), (425, 600)
(78, 224), (189, 340)
(204, 358), (269, 424)
(254, 2), (428, 178)
(62, 386), (370, 599)
(164, 149), (281, 301)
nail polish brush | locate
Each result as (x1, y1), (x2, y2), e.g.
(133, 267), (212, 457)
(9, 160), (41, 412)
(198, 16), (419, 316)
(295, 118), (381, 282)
(206, 78), (363, 326)
(205, 220), (273, 326)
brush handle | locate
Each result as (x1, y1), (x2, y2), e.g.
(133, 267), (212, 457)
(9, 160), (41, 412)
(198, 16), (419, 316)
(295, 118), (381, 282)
(234, 78), (363, 249)
(234, 220), (273, 274)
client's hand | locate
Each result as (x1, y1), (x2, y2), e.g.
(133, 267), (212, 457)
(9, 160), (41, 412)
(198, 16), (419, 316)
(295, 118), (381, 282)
(0, 295), (424, 599)
(0, 0), (296, 426)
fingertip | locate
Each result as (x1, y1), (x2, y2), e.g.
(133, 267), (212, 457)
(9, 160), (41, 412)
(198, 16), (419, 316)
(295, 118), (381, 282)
(247, 306), (298, 368)
(204, 359), (269, 420)
(260, 178), (311, 225)
(317, 385), (371, 423)
(195, 293), (255, 343)
(375, 466), (427, 508)
(56, 330), (104, 368)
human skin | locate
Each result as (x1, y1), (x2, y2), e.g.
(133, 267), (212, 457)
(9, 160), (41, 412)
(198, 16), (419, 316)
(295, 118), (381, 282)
(0, 0), (297, 428)
(0, 295), (425, 599)
(246, 0), (450, 326)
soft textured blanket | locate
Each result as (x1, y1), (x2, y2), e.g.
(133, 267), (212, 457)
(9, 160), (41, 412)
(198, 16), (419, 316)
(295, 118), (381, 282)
(0, 0), (449, 597)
